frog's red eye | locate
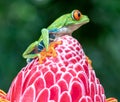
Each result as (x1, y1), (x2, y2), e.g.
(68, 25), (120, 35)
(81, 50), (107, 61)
(72, 10), (82, 20)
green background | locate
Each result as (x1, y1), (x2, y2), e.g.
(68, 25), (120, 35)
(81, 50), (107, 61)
(0, 0), (120, 100)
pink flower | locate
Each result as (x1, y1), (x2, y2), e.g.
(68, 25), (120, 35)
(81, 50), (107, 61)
(0, 35), (118, 102)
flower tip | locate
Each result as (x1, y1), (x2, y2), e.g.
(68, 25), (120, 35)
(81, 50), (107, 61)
(0, 89), (10, 102)
(106, 97), (118, 102)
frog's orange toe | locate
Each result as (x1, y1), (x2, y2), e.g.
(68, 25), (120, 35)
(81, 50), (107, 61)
(38, 41), (62, 64)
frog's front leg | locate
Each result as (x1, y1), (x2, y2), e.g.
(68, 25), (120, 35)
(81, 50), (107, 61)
(22, 28), (49, 62)
(41, 28), (49, 51)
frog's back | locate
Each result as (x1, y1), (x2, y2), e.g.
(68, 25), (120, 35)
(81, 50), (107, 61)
(47, 14), (70, 30)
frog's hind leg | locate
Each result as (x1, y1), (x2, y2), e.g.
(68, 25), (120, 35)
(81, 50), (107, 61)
(22, 41), (40, 58)
(25, 53), (40, 63)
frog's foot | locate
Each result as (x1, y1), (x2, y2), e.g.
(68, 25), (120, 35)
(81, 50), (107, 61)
(38, 41), (62, 63)
(106, 97), (118, 102)
(0, 89), (10, 102)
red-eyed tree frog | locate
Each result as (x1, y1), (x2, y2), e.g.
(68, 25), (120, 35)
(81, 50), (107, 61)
(22, 10), (89, 63)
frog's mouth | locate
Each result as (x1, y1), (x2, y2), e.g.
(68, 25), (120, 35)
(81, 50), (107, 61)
(66, 17), (89, 34)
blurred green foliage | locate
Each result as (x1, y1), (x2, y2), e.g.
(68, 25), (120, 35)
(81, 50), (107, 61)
(0, 0), (120, 100)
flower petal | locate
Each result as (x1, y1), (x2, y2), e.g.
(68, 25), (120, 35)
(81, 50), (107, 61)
(57, 79), (68, 92)
(44, 71), (55, 88)
(50, 85), (60, 101)
(21, 86), (35, 102)
(36, 88), (49, 102)
(70, 81), (85, 102)
(59, 92), (71, 102)
(34, 77), (45, 96)
(77, 71), (88, 94)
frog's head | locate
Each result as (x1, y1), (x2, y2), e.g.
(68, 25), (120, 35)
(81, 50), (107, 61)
(48, 9), (89, 36)
(64, 10), (90, 34)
